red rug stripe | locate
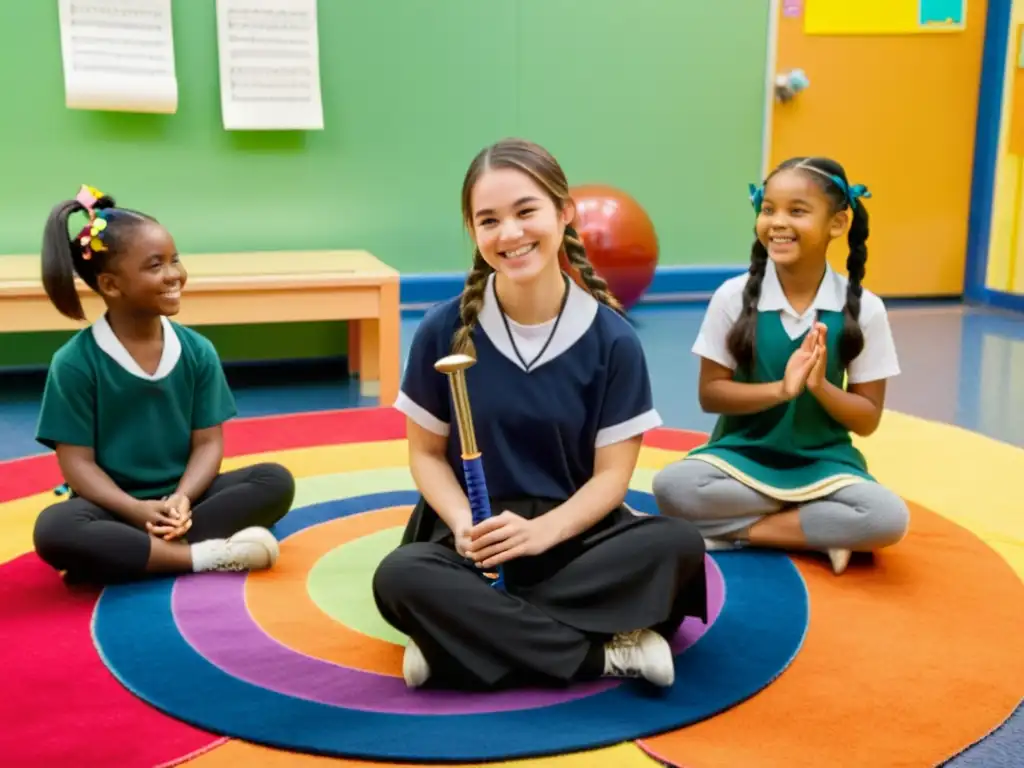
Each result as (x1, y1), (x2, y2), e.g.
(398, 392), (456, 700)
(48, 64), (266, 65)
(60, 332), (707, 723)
(0, 407), (409, 504)
(0, 409), (702, 504)
(0, 554), (220, 768)
(0, 454), (61, 505)
(221, 407), (407, 457)
(643, 428), (706, 452)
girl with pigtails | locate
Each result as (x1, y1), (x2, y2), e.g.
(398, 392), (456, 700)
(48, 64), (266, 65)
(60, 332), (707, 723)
(653, 157), (909, 575)
(373, 138), (708, 692)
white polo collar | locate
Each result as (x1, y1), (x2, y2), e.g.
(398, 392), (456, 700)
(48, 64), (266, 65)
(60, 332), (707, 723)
(758, 260), (845, 318)
(91, 314), (182, 381)
(478, 272), (599, 372)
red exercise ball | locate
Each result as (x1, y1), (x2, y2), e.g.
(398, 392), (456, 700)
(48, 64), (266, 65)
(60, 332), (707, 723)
(567, 184), (659, 311)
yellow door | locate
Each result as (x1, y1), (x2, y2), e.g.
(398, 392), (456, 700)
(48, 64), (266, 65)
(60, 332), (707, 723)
(768, 0), (989, 297)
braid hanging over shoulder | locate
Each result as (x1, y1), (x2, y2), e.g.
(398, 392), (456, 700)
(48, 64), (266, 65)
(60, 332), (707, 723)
(451, 249), (495, 357)
(562, 225), (624, 314)
(790, 157), (871, 369)
(838, 198), (869, 367)
(725, 237), (770, 372)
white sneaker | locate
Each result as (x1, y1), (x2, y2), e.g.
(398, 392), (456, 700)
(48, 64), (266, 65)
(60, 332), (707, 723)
(403, 639), (431, 688)
(828, 548), (852, 575)
(191, 527), (279, 572)
(603, 629), (675, 687)
(703, 537), (744, 551)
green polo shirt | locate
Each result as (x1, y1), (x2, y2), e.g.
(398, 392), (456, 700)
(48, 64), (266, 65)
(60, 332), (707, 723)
(36, 315), (237, 500)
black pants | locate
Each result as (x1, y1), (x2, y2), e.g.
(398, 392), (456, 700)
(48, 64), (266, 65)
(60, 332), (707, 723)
(33, 463), (295, 584)
(372, 497), (708, 690)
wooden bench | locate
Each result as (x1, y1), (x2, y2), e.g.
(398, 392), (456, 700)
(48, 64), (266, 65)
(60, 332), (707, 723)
(0, 249), (401, 405)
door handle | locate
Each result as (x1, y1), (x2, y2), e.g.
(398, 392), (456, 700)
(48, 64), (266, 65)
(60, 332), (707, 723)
(775, 68), (809, 103)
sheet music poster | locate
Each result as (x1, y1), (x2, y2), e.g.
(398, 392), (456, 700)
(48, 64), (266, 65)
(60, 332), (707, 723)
(58, 0), (178, 113)
(216, 0), (325, 130)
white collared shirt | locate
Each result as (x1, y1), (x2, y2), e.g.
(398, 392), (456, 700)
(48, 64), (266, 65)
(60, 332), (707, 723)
(475, 271), (599, 373)
(692, 260), (900, 384)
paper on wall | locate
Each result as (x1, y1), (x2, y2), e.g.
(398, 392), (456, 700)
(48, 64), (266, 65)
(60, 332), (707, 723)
(215, 0), (325, 130)
(803, 0), (965, 35)
(57, 0), (178, 113)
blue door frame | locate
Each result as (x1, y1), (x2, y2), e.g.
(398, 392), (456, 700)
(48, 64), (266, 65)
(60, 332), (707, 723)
(966, 0), (1024, 311)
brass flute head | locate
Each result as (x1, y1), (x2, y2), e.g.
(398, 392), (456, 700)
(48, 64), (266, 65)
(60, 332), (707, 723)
(434, 353), (477, 374)
(435, 354), (479, 456)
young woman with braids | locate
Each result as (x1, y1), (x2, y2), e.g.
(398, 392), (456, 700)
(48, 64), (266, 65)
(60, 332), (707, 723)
(653, 157), (909, 575)
(31, 185), (295, 585)
(373, 138), (708, 691)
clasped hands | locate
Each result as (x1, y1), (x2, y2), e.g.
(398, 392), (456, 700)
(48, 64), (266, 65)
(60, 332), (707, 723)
(781, 321), (828, 400)
(456, 511), (557, 570)
(133, 493), (193, 541)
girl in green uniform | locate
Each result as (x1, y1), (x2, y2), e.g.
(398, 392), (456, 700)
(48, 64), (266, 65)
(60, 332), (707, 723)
(31, 185), (296, 585)
(652, 157), (909, 575)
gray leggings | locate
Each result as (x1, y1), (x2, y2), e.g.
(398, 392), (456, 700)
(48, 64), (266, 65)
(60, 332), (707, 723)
(651, 459), (909, 551)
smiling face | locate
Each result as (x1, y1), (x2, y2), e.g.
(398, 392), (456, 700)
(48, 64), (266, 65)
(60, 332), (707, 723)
(467, 166), (574, 286)
(96, 221), (186, 316)
(756, 168), (848, 269)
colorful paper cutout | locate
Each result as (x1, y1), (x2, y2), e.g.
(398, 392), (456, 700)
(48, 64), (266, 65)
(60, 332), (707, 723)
(804, 0), (966, 35)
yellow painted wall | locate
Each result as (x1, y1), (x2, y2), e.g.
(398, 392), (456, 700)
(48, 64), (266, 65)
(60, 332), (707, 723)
(986, 0), (1024, 293)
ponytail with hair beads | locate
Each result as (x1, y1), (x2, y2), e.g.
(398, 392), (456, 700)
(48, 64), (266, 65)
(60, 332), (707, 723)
(75, 185), (112, 261)
(41, 184), (116, 322)
(41, 184), (157, 322)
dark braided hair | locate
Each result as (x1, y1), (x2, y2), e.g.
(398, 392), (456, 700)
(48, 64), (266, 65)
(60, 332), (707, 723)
(456, 138), (623, 354)
(450, 248), (494, 358)
(41, 186), (158, 321)
(726, 156), (869, 372)
(562, 224), (623, 313)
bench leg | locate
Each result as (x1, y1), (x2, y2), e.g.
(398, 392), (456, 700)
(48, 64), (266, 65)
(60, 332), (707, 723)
(357, 320), (379, 397)
(357, 282), (401, 405)
(347, 321), (360, 376)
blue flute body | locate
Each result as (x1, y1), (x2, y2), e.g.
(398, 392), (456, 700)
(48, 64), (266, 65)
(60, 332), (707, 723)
(434, 353), (505, 591)
(462, 452), (506, 590)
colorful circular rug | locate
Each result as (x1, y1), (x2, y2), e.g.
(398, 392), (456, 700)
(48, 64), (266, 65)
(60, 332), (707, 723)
(1, 407), (1022, 768)
(92, 487), (806, 762)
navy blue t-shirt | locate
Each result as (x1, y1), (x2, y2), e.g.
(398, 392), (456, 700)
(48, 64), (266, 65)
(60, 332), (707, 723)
(394, 273), (662, 502)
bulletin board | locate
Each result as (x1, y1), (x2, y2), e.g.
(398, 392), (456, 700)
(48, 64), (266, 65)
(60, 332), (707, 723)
(804, 0), (966, 35)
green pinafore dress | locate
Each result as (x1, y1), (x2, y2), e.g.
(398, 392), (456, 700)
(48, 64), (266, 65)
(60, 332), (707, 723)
(686, 308), (873, 502)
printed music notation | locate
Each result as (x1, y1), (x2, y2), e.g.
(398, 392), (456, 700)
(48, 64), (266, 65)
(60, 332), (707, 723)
(215, 0), (325, 130)
(57, 0), (178, 113)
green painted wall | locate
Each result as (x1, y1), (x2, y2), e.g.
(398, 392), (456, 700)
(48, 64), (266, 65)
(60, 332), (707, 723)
(0, 1), (768, 368)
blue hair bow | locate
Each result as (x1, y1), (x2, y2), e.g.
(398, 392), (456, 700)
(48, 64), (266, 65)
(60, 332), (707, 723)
(748, 182), (765, 213)
(825, 174), (871, 209)
(844, 182), (871, 209)
(746, 177), (871, 213)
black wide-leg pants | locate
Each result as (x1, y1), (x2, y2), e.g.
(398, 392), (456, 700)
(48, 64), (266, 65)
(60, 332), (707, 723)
(372, 497), (708, 690)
